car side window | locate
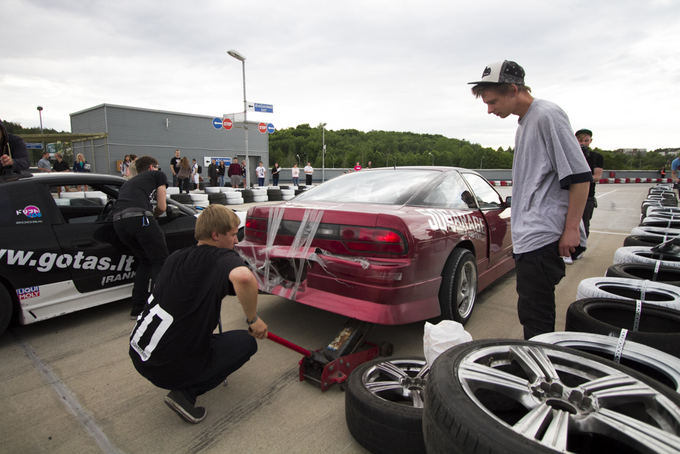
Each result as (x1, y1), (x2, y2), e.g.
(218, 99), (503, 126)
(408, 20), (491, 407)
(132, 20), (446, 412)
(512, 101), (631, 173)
(415, 172), (474, 210)
(462, 173), (503, 210)
(50, 185), (109, 224)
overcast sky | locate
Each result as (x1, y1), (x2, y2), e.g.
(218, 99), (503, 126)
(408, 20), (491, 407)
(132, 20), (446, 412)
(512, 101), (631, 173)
(2, 0), (679, 151)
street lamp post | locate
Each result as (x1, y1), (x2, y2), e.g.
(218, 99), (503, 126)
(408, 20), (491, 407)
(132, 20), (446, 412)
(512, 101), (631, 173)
(320, 123), (327, 182)
(37, 106), (44, 157)
(227, 49), (249, 188)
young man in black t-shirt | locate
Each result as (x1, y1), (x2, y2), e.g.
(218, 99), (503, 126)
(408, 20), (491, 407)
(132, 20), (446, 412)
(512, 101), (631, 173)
(129, 204), (268, 424)
(113, 156), (169, 317)
(573, 129), (603, 260)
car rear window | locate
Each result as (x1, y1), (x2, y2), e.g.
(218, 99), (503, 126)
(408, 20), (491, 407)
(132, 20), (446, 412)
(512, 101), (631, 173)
(295, 169), (438, 205)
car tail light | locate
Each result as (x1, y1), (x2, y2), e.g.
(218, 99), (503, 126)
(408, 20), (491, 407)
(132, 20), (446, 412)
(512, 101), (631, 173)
(245, 217), (268, 242)
(341, 227), (406, 254)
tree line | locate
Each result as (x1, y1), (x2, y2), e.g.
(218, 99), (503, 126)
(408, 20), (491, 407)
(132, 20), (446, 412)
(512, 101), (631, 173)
(269, 123), (676, 172)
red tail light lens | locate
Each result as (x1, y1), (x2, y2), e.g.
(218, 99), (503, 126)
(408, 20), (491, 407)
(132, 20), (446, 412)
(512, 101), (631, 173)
(342, 227), (407, 254)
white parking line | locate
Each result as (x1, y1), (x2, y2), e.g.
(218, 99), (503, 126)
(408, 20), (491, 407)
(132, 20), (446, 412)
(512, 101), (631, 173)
(589, 229), (630, 236)
(596, 189), (618, 199)
(15, 334), (123, 454)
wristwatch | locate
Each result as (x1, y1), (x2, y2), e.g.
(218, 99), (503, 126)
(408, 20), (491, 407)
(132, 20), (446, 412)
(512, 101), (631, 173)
(246, 315), (259, 325)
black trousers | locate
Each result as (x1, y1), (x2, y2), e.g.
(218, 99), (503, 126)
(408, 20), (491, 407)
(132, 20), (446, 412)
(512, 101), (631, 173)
(113, 216), (169, 313)
(514, 241), (565, 340)
(305, 174), (312, 185)
(582, 197), (596, 237)
(181, 330), (257, 402)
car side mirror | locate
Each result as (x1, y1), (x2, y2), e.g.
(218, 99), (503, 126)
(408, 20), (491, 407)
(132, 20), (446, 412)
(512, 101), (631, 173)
(504, 196), (512, 207)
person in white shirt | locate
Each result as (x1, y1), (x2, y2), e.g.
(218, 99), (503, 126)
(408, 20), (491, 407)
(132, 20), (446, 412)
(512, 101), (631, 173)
(256, 161), (266, 187)
(191, 159), (200, 190)
(291, 163), (300, 187)
(303, 162), (313, 186)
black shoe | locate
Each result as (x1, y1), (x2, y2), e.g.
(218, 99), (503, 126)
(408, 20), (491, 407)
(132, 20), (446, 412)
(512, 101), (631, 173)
(164, 390), (206, 424)
(130, 308), (143, 320)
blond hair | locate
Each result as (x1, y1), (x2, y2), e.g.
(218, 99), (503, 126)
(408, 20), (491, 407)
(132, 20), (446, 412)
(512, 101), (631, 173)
(194, 204), (240, 241)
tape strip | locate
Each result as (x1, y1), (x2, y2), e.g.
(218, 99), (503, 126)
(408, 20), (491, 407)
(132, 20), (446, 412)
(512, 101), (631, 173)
(639, 280), (647, 302)
(653, 260), (661, 281)
(633, 299), (642, 332)
(614, 328), (628, 364)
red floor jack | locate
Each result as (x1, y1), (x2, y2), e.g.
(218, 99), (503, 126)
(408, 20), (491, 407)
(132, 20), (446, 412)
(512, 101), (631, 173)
(267, 320), (392, 391)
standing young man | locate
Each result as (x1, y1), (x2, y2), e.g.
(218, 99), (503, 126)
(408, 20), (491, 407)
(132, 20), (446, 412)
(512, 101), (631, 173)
(255, 161), (266, 187)
(304, 162), (313, 186)
(469, 60), (590, 339)
(574, 128), (603, 241)
(129, 204), (268, 424)
(112, 156), (169, 318)
(170, 149), (181, 187)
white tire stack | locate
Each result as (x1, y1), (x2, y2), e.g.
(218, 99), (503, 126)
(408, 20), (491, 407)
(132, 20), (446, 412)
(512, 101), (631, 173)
(281, 188), (295, 200)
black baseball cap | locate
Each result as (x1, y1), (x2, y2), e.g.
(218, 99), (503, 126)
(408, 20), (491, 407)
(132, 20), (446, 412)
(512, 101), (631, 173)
(575, 129), (593, 137)
(468, 60), (525, 85)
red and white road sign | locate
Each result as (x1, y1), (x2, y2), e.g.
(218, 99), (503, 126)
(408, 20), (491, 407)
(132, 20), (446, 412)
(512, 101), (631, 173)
(222, 118), (233, 130)
(258, 122), (267, 134)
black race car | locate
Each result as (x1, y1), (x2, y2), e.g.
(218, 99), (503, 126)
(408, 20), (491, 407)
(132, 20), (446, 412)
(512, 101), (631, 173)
(0, 172), (199, 335)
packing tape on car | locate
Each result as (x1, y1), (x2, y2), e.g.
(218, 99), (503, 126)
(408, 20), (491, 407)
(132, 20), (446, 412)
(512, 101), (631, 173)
(633, 299), (642, 332)
(614, 328), (628, 364)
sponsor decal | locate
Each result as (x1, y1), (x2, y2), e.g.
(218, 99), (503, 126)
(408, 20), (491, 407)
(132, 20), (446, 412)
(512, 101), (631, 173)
(101, 271), (136, 286)
(16, 286), (40, 300)
(416, 209), (486, 235)
(0, 249), (135, 273)
(15, 205), (44, 224)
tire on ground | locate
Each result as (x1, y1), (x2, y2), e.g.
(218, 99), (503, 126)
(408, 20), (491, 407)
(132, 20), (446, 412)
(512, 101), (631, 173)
(345, 357), (428, 454)
(565, 297), (680, 357)
(576, 276), (680, 309)
(613, 246), (680, 269)
(422, 339), (680, 454)
(606, 263), (680, 287)
(623, 235), (667, 247)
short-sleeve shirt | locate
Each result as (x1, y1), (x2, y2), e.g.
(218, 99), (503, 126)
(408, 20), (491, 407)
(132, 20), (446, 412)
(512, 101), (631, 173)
(52, 160), (69, 172)
(256, 166), (265, 178)
(114, 170), (167, 213)
(511, 99), (591, 254)
(304, 165), (313, 175)
(38, 158), (51, 171)
(129, 245), (245, 388)
(583, 149), (604, 198)
(170, 156), (180, 174)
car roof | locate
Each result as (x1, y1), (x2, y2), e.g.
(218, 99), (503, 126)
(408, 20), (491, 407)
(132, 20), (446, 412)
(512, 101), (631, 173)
(0, 172), (126, 186)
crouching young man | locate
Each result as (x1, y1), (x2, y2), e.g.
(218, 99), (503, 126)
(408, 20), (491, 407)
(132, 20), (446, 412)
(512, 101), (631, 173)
(129, 204), (268, 423)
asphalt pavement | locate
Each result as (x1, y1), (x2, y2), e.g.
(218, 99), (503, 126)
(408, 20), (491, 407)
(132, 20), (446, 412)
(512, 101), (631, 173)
(0, 183), (650, 453)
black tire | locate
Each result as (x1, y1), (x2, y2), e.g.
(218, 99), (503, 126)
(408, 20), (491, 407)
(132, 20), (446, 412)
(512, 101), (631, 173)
(208, 193), (227, 204)
(422, 339), (680, 454)
(623, 235), (668, 247)
(237, 227), (244, 242)
(345, 357), (428, 454)
(0, 284), (13, 336)
(606, 263), (680, 287)
(565, 297), (680, 357)
(170, 193), (192, 204)
(438, 248), (477, 325)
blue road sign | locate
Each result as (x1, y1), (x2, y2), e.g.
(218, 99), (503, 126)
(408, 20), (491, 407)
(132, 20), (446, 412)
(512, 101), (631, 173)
(254, 103), (274, 113)
(212, 117), (223, 129)
(267, 123), (275, 134)
(26, 143), (43, 150)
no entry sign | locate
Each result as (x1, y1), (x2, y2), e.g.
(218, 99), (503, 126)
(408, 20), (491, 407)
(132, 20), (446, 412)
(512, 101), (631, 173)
(258, 122), (267, 134)
(222, 118), (233, 130)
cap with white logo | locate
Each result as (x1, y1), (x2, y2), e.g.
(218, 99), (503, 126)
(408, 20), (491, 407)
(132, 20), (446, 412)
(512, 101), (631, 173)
(468, 60), (525, 85)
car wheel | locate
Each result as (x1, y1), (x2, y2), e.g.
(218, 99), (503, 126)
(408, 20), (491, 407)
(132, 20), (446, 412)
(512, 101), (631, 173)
(438, 248), (477, 325)
(345, 357), (429, 454)
(0, 284), (13, 336)
(565, 297), (680, 357)
(531, 331), (680, 392)
(605, 263), (680, 287)
(576, 276), (680, 309)
(422, 339), (680, 454)
(623, 235), (668, 247)
(237, 227), (244, 242)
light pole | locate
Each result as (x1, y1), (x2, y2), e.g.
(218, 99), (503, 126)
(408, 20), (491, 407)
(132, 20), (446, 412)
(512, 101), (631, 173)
(37, 106), (44, 157)
(227, 49), (249, 188)
(320, 123), (327, 182)
(428, 152), (433, 166)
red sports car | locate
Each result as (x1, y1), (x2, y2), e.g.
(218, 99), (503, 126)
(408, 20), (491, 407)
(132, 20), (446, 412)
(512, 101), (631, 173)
(236, 167), (513, 325)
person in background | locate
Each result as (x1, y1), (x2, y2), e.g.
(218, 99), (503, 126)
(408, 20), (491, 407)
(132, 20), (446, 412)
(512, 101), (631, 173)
(271, 162), (281, 186)
(574, 128), (603, 247)
(304, 162), (313, 185)
(37, 151), (51, 172)
(0, 119), (29, 176)
(170, 149), (181, 187)
(256, 161), (266, 187)
(228, 157), (241, 188)
(208, 159), (218, 187)
(112, 156), (169, 318)
(129, 204), (268, 424)
(52, 153), (69, 172)
(177, 157), (192, 194)
(671, 155), (680, 197)
(128, 155), (138, 177)
(468, 60), (590, 340)
(367, 161), (372, 169)
(121, 155), (132, 178)
(217, 160), (226, 187)
(73, 153), (90, 191)
(240, 161), (247, 188)
(291, 163), (300, 187)
(353, 162), (362, 172)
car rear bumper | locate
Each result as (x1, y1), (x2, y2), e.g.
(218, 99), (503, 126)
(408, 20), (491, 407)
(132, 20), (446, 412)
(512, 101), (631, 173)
(236, 243), (441, 325)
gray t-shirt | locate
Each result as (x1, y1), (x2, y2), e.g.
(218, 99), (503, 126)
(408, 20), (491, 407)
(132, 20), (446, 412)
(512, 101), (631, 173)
(38, 157), (51, 171)
(511, 99), (591, 254)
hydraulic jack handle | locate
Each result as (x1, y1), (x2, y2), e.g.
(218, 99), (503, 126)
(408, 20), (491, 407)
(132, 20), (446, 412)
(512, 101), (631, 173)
(267, 332), (312, 357)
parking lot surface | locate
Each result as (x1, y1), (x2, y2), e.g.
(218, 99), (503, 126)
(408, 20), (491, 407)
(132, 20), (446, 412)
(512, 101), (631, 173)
(0, 184), (649, 453)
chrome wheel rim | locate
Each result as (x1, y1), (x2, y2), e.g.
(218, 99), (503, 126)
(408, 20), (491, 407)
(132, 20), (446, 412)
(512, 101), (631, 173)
(457, 343), (680, 453)
(361, 359), (429, 408)
(456, 261), (477, 319)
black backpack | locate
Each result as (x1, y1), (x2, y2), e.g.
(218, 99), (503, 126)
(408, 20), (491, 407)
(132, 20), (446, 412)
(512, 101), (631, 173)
(197, 165), (203, 174)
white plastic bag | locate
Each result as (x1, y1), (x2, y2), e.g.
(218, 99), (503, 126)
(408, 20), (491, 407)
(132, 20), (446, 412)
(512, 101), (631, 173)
(423, 320), (473, 366)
